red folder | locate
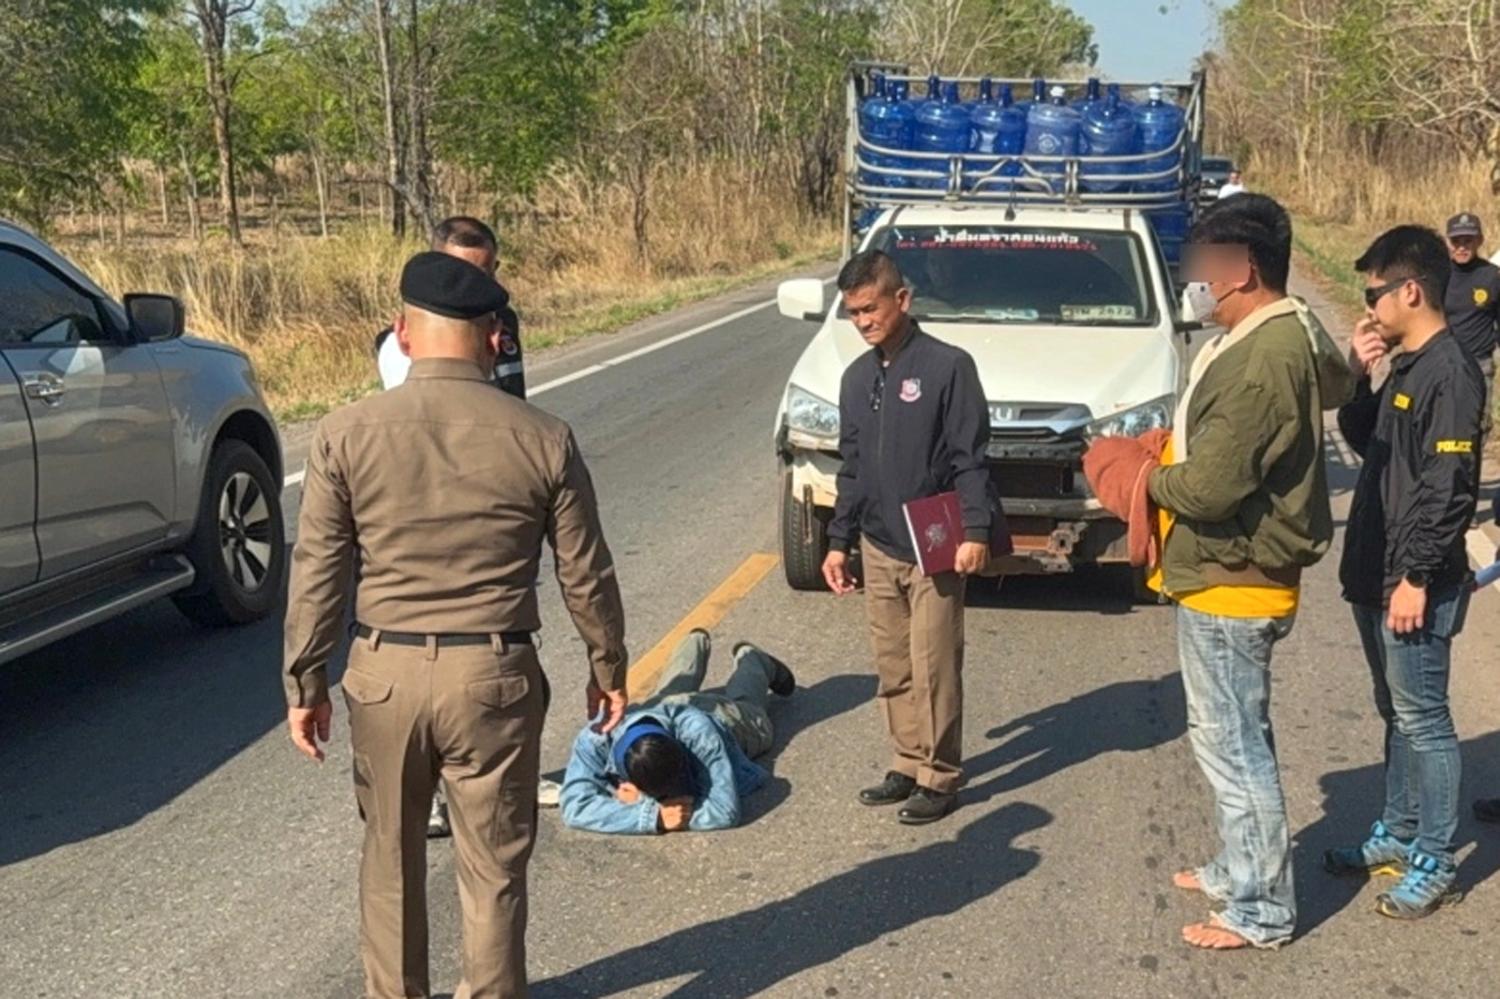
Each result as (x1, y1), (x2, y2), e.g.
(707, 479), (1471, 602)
(902, 491), (1013, 577)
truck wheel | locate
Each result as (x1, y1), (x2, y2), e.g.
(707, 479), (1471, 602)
(781, 470), (831, 591)
(173, 440), (286, 627)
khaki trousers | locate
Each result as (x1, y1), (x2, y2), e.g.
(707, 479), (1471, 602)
(861, 543), (967, 793)
(342, 632), (545, 999)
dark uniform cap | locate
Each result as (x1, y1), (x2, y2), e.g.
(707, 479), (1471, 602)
(400, 251), (510, 320)
(1446, 213), (1483, 238)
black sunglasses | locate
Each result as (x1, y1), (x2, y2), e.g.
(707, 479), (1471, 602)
(1364, 277), (1411, 309)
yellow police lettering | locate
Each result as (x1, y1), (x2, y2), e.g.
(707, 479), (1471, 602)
(1393, 393), (1411, 410)
(1435, 440), (1473, 454)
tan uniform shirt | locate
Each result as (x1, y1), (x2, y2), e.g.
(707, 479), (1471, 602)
(283, 358), (627, 707)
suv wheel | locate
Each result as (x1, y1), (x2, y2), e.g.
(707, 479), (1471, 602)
(173, 440), (286, 626)
(780, 470), (861, 591)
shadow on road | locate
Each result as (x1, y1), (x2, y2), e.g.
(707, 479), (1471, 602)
(960, 672), (1186, 807)
(1293, 728), (1500, 937)
(531, 801), (1052, 998)
(0, 565), (312, 868)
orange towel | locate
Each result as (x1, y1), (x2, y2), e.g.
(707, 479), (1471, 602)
(1081, 428), (1171, 568)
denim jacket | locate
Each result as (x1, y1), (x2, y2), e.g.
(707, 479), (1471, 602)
(560, 700), (768, 834)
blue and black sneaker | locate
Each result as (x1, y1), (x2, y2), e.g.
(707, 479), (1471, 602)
(1322, 821), (1412, 876)
(1375, 850), (1460, 919)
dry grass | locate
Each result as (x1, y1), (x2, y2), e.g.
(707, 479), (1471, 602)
(56, 162), (838, 420)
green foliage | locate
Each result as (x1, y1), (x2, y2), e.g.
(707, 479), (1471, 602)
(0, 0), (162, 224)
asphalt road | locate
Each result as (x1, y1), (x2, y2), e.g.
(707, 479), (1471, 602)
(3, 266), (1499, 998)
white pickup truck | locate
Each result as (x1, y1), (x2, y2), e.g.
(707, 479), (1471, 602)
(771, 66), (1205, 596)
(774, 204), (1190, 595)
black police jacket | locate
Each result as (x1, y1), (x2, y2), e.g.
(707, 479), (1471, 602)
(828, 324), (991, 563)
(1337, 329), (1484, 606)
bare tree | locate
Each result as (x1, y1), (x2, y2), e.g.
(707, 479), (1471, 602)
(188, 0), (255, 245)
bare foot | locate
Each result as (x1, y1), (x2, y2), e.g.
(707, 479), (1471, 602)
(1172, 869), (1204, 893)
(1182, 914), (1252, 951)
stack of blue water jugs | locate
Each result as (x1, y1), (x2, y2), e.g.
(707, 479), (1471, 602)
(857, 73), (1186, 196)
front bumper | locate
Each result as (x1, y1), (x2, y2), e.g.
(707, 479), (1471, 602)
(779, 436), (1131, 574)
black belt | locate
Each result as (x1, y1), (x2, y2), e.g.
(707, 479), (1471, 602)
(353, 624), (532, 648)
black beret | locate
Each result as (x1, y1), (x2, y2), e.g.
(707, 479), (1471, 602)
(399, 251), (510, 320)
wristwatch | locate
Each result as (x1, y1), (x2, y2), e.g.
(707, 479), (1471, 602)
(1404, 570), (1430, 588)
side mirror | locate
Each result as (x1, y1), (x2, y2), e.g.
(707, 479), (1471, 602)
(777, 279), (826, 322)
(125, 293), (185, 342)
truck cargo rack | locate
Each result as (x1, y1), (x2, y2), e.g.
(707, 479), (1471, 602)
(843, 62), (1207, 258)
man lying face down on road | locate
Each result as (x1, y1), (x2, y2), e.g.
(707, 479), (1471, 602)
(560, 631), (795, 834)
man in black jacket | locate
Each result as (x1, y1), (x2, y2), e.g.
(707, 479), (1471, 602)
(822, 250), (991, 825)
(1326, 225), (1483, 919)
(376, 216), (526, 399)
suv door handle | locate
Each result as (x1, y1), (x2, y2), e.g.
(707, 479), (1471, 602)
(22, 374), (65, 403)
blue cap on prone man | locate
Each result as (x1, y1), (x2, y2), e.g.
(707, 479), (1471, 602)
(561, 631), (795, 835)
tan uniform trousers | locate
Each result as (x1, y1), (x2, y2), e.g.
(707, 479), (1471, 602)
(342, 632), (545, 999)
(862, 543), (967, 794)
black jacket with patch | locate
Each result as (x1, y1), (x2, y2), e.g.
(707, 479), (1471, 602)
(828, 325), (991, 563)
(1337, 329), (1484, 606)
(374, 303), (526, 399)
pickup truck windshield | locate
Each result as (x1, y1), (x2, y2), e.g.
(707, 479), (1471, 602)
(862, 225), (1156, 327)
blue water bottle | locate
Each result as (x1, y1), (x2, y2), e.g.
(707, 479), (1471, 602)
(1134, 84), (1186, 192)
(1024, 85), (1080, 176)
(914, 80), (971, 189)
(1079, 92), (1139, 192)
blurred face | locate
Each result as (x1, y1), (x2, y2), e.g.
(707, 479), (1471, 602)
(844, 281), (912, 352)
(1229, 171), (1241, 184)
(1449, 233), (1483, 265)
(1363, 272), (1421, 342)
(1181, 243), (1253, 324)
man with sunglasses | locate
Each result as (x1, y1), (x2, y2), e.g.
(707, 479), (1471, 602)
(1327, 225), (1484, 919)
(821, 249), (992, 826)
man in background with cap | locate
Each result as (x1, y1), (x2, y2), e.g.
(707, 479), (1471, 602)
(378, 216), (526, 400)
(1443, 212), (1500, 434)
(285, 251), (628, 999)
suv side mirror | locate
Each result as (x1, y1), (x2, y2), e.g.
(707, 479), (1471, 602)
(777, 279), (826, 322)
(126, 293), (185, 342)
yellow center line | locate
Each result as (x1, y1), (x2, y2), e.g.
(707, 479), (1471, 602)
(626, 552), (780, 701)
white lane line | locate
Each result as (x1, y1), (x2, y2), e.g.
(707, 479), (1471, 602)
(1327, 427), (1358, 467)
(279, 283), (824, 490)
(1466, 527), (1499, 593)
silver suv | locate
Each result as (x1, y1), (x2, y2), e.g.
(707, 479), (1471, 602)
(0, 221), (285, 665)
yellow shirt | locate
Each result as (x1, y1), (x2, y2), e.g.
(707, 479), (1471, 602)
(1146, 440), (1299, 619)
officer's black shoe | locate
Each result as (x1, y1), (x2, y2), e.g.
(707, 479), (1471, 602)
(898, 787), (957, 825)
(733, 641), (796, 697)
(858, 771), (917, 806)
(1474, 797), (1500, 824)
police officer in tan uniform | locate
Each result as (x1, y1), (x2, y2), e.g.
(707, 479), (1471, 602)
(284, 251), (629, 999)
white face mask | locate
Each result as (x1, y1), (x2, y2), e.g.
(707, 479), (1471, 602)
(1181, 281), (1221, 324)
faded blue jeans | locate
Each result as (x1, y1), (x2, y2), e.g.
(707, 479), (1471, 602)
(1177, 606), (1296, 947)
(1351, 588), (1470, 867)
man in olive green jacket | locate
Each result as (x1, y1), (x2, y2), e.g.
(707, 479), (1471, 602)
(1146, 195), (1354, 952)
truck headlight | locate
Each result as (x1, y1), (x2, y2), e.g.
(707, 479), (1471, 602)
(785, 385), (840, 446)
(1084, 395), (1175, 440)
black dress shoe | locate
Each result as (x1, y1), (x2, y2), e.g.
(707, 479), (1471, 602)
(858, 771), (917, 806)
(898, 787), (957, 825)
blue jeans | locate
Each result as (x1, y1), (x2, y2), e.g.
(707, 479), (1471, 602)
(1177, 607), (1296, 946)
(1351, 588), (1470, 867)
